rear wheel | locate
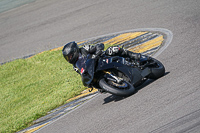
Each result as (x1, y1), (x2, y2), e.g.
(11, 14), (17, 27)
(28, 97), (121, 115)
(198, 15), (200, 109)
(99, 76), (136, 96)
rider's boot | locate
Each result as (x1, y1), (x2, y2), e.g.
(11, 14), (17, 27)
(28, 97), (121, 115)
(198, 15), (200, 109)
(98, 89), (107, 94)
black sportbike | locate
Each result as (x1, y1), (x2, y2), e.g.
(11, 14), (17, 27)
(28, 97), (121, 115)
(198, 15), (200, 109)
(75, 51), (165, 96)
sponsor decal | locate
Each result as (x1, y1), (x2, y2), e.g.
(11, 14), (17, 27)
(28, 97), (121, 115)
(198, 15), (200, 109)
(106, 59), (109, 64)
(81, 68), (85, 74)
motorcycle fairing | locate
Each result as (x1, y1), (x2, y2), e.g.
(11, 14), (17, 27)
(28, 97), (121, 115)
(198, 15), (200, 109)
(78, 55), (151, 87)
(81, 59), (95, 87)
(96, 56), (143, 85)
(75, 54), (95, 87)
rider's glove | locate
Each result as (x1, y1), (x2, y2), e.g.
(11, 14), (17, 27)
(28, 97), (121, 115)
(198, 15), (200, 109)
(105, 46), (120, 55)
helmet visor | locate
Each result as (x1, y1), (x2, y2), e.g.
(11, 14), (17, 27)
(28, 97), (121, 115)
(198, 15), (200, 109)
(66, 53), (74, 62)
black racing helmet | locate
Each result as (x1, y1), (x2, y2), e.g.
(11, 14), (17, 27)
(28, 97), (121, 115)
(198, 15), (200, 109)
(62, 42), (79, 64)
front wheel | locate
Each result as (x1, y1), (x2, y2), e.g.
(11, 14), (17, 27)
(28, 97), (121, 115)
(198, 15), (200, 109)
(148, 58), (165, 79)
(99, 78), (136, 96)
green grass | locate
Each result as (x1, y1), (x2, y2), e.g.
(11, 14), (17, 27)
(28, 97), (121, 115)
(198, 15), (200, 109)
(0, 43), (117, 133)
(0, 49), (87, 133)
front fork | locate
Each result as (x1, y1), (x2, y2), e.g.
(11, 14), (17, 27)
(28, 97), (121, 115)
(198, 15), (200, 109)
(103, 71), (122, 84)
(89, 71), (122, 93)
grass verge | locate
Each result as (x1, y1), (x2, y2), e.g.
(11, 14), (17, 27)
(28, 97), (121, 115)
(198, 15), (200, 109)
(0, 49), (87, 133)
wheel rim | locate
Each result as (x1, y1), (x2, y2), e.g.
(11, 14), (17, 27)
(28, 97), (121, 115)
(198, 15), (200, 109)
(107, 80), (129, 89)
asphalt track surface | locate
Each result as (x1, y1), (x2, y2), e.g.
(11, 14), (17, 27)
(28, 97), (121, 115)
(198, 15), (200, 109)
(1, 0), (200, 133)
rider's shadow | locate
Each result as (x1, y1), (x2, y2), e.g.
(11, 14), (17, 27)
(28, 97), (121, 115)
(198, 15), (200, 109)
(103, 94), (127, 104)
(103, 72), (170, 104)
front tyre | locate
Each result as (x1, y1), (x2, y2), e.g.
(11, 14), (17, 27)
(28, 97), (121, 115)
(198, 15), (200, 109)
(148, 58), (165, 79)
(99, 78), (136, 96)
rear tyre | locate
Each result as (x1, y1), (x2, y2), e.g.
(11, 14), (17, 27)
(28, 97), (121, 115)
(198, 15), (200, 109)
(99, 78), (136, 96)
(148, 58), (165, 79)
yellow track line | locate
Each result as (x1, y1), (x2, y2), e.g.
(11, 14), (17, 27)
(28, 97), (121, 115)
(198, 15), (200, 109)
(66, 88), (98, 102)
(77, 40), (86, 45)
(129, 35), (164, 53)
(103, 32), (133, 44)
(116, 32), (147, 45)
(50, 46), (63, 51)
(25, 123), (49, 133)
(103, 32), (147, 45)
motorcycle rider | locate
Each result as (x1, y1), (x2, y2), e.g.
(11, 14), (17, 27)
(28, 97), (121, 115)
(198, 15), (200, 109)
(62, 41), (141, 74)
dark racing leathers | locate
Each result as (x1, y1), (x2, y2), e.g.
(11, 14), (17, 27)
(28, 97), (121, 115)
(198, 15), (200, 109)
(73, 43), (105, 74)
(73, 43), (141, 74)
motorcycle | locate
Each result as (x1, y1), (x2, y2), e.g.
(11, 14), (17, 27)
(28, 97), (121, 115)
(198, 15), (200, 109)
(75, 50), (165, 97)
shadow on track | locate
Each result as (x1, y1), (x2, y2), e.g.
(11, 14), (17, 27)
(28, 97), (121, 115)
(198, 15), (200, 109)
(103, 72), (170, 104)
